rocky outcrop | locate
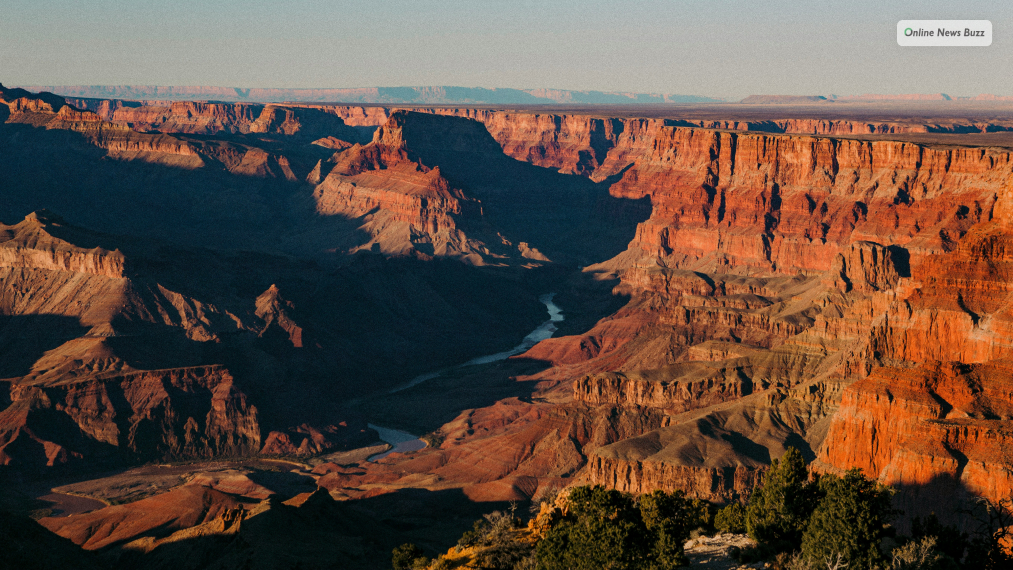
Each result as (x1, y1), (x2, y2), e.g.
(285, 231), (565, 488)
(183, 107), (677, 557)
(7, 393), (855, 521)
(586, 455), (764, 502)
(93, 101), (364, 142)
(259, 421), (376, 457)
(316, 399), (667, 503)
(535, 120), (1008, 510)
(0, 204), (551, 470)
(40, 485), (243, 549)
(0, 365), (260, 467)
(572, 344), (825, 414)
(573, 369), (754, 413)
(0, 211), (127, 278)
(0, 214), (261, 468)
(609, 128), (1008, 277)
(39, 482), (406, 569)
(255, 285), (304, 348)
(12, 85), (1013, 532)
(424, 111), (655, 179)
(816, 361), (1013, 527)
(822, 242), (901, 293)
(2, 89), (201, 163)
(810, 222), (1013, 520)
(310, 111), (493, 261)
(58, 96), (1013, 184)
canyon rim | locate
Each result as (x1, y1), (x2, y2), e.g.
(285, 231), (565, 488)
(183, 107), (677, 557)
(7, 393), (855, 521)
(5, 82), (1013, 567)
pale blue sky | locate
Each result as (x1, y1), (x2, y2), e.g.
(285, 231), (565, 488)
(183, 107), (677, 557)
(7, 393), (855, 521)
(2, 0), (1011, 98)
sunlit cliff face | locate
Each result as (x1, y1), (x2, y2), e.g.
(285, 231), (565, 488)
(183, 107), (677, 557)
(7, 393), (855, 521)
(5, 87), (1013, 550)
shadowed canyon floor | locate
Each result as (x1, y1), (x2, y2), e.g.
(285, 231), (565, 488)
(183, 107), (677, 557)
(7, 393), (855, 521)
(7, 84), (1013, 567)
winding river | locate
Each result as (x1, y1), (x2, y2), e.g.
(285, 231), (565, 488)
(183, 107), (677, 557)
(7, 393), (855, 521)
(368, 293), (564, 461)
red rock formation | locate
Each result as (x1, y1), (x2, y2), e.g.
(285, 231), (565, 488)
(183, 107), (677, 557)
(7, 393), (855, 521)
(816, 362), (1013, 525)
(310, 111), (492, 261)
(11, 85), (1013, 532)
(0, 365), (260, 467)
(1, 88), (202, 164)
(811, 220), (1013, 519)
(573, 368), (754, 413)
(316, 398), (666, 503)
(0, 211), (126, 278)
(608, 128), (1008, 277)
(96, 101), (363, 142)
(39, 485), (242, 549)
(586, 454), (764, 502)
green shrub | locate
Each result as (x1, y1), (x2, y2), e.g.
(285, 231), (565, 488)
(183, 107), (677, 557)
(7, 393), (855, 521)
(474, 541), (532, 570)
(392, 543), (428, 570)
(715, 503), (747, 534)
(799, 468), (895, 570)
(535, 486), (651, 570)
(689, 498), (714, 533)
(639, 490), (696, 569)
(455, 510), (531, 569)
(746, 447), (819, 552)
(535, 486), (703, 570)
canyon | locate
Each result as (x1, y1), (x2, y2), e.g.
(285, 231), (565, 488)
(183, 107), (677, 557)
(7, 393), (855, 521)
(5, 83), (1013, 567)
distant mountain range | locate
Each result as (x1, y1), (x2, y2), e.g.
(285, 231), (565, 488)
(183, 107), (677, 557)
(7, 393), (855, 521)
(739, 93), (1013, 104)
(16, 85), (724, 104)
(17, 85), (1013, 105)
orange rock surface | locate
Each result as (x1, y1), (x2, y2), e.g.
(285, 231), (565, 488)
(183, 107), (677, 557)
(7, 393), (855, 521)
(40, 485), (242, 549)
(10, 84), (1013, 538)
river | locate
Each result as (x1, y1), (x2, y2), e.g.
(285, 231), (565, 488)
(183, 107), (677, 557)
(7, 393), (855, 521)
(368, 293), (564, 461)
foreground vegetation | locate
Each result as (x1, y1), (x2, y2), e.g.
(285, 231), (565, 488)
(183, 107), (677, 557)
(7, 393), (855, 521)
(393, 448), (1013, 570)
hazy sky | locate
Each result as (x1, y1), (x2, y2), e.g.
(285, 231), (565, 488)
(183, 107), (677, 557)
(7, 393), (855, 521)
(3, 0), (1011, 99)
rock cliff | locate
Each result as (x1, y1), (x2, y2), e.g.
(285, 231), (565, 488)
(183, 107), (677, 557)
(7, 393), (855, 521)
(0, 207), (546, 469)
(274, 106), (1013, 513)
(8, 85), (1013, 532)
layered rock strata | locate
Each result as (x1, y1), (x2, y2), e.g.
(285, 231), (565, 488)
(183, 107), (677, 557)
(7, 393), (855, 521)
(10, 84), (1013, 527)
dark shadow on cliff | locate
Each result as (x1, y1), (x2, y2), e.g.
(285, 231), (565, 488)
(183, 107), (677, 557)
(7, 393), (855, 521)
(347, 486), (515, 548)
(380, 111), (652, 266)
(0, 114), (555, 401)
(0, 315), (90, 379)
(0, 121), (326, 255)
(887, 244), (912, 277)
(0, 510), (104, 570)
(352, 356), (551, 435)
(887, 472), (1008, 537)
(0, 111), (649, 476)
(523, 261), (632, 340)
(104, 486), (507, 570)
(1, 108), (650, 270)
(95, 251), (551, 455)
(243, 468), (318, 497)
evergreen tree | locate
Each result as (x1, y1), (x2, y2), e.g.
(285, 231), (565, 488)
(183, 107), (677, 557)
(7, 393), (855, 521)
(800, 468), (895, 569)
(745, 447), (819, 552)
(392, 543), (428, 570)
(536, 486), (651, 570)
(639, 490), (695, 569)
(715, 502), (747, 534)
